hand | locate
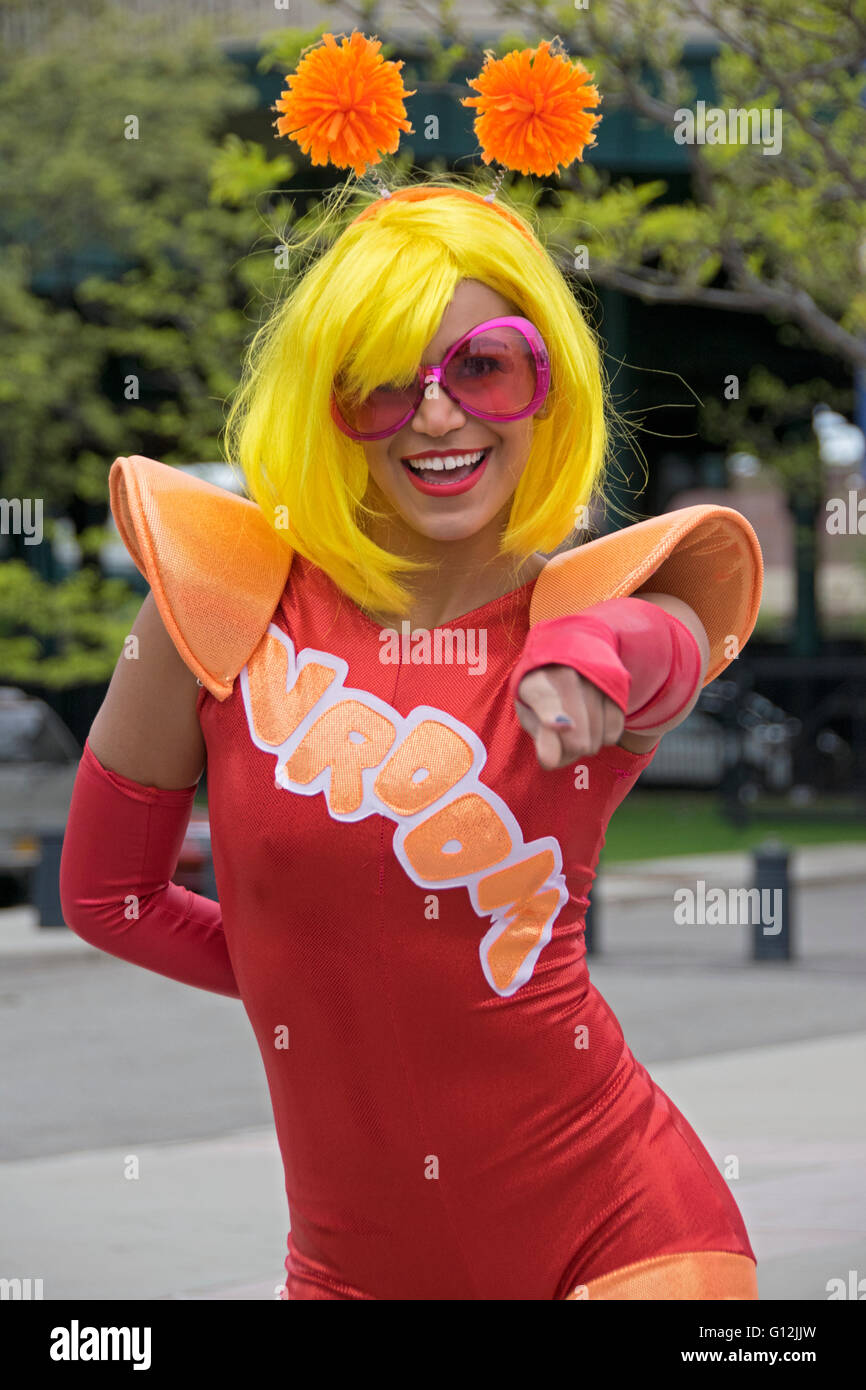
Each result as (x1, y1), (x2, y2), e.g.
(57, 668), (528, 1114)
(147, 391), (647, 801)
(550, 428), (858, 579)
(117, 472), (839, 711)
(514, 664), (626, 771)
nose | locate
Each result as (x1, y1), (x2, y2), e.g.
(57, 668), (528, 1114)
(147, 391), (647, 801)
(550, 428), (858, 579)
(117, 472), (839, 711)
(410, 374), (467, 436)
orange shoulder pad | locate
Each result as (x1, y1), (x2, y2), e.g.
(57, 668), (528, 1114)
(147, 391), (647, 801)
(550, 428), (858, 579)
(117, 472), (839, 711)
(531, 505), (763, 685)
(109, 455), (292, 701)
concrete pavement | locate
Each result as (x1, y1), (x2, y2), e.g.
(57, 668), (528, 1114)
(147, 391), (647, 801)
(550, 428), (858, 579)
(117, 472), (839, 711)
(1, 841), (864, 1300)
(2, 1032), (862, 1300)
(3, 843), (864, 955)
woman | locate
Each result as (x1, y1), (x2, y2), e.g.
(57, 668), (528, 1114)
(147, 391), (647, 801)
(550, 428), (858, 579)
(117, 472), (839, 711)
(60, 36), (763, 1300)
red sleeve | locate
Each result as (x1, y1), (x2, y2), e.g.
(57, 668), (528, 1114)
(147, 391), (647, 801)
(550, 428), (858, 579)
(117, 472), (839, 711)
(59, 739), (240, 999)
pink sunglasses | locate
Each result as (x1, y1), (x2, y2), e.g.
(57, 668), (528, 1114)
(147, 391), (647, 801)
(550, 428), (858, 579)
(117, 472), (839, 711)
(330, 316), (551, 442)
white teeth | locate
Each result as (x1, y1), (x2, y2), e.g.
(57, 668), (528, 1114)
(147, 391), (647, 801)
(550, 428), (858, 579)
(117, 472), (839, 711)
(404, 449), (486, 472)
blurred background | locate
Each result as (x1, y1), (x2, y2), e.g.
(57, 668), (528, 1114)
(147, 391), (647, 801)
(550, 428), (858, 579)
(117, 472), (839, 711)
(0, 0), (864, 1302)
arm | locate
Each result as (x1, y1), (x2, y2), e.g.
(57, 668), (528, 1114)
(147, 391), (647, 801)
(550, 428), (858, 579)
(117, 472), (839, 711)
(510, 592), (710, 770)
(88, 587), (207, 786)
(616, 592), (710, 752)
(59, 591), (240, 998)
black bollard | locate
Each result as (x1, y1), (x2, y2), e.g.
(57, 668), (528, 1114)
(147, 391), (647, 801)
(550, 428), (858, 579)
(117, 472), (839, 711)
(34, 829), (66, 927)
(200, 845), (218, 902)
(584, 887), (597, 956)
(752, 840), (793, 961)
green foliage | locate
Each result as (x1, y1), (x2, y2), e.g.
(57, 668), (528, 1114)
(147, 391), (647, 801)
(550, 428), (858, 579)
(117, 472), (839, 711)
(538, 0), (865, 370)
(209, 134), (295, 208)
(0, 560), (139, 687)
(508, 0), (865, 519)
(421, 35), (470, 84)
(256, 25), (333, 77)
(0, 5), (301, 686)
(701, 366), (852, 498)
(0, 6), (276, 507)
(3, 0), (864, 688)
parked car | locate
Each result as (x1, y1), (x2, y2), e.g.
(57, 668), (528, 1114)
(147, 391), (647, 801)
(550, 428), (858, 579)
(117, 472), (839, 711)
(639, 680), (803, 792)
(0, 687), (210, 908)
(0, 687), (80, 905)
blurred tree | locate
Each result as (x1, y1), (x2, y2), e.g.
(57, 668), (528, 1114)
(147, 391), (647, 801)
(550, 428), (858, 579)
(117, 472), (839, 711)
(0, 561), (138, 688)
(303, 0), (865, 651)
(286, 0), (865, 366)
(701, 370), (855, 654)
(534, 0), (864, 367)
(0, 3), (294, 683)
(3, 0), (863, 681)
(527, 0), (863, 656)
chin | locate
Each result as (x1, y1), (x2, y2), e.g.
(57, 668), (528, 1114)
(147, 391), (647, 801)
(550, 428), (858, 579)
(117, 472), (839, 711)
(402, 500), (496, 542)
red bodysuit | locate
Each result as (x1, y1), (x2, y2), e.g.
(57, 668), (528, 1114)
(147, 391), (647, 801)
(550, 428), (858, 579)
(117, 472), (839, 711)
(67, 454), (764, 1300)
(195, 550), (754, 1300)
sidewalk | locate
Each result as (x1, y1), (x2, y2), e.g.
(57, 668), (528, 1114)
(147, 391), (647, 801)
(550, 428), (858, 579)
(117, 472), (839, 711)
(598, 844), (866, 904)
(2, 1031), (863, 1300)
(4, 844), (865, 953)
(2, 841), (864, 1301)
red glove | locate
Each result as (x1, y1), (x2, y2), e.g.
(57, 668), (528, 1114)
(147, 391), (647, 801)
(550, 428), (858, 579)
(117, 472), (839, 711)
(508, 597), (704, 732)
(59, 739), (239, 998)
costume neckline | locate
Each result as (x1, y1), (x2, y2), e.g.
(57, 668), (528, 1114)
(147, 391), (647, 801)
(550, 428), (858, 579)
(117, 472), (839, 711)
(298, 554), (541, 634)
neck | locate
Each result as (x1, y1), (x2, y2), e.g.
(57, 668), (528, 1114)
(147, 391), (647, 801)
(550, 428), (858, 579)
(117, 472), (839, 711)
(361, 497), (543, 630)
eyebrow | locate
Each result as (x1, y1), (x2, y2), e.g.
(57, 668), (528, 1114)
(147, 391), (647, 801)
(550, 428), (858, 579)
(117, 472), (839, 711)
(421, 321), (511, 365)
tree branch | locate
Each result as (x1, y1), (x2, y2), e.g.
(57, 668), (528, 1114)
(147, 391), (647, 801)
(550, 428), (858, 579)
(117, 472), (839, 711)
(567, 259), (866, 367)
(684, 0), (866, 198)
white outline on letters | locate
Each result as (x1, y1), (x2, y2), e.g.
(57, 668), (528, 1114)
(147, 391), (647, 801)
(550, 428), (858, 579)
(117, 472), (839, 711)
(239, 624), (568, 996)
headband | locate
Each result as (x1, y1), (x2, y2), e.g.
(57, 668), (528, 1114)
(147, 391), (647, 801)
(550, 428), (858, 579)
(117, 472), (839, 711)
(271, 32), (602, 248)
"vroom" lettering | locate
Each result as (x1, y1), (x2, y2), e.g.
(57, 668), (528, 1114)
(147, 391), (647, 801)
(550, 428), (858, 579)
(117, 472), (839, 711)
(239, 626), (569, 996)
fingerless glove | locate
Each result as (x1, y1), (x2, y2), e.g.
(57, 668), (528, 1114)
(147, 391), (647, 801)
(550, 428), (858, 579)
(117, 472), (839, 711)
(508, 597), (704, 732)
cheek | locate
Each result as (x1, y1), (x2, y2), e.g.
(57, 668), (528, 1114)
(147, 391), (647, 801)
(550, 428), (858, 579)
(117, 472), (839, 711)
(363, 449), (390, 486)
(500, 428), (533, 479)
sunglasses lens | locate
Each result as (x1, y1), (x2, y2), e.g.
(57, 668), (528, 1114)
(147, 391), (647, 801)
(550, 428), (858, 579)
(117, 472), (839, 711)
(445, 326), (538, 417)
(334, 381), (415, 438)
(332, 324), (545, 438)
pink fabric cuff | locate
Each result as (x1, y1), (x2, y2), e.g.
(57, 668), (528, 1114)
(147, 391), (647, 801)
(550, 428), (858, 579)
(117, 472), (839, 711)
(508, 598), (704, 732)
(509, 614), (632, 711)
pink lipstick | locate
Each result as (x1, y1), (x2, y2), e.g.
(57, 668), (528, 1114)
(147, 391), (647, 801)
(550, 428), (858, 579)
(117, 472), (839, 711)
(401, 447), (491, 497)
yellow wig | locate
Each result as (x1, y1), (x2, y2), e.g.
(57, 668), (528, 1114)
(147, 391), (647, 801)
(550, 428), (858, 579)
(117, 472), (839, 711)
(224, 174), (612, 623)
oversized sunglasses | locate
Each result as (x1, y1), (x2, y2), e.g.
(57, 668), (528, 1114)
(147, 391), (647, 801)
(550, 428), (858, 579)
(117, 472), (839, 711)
(330, 316), (551, 442)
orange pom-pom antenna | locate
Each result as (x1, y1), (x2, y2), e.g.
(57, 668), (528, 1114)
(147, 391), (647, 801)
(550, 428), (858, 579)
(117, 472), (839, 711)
(273, 31), (416, 178)
(462, 40), (601, 178)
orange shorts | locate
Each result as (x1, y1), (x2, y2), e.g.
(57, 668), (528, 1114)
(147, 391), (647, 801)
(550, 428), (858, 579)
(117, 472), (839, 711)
(567, 1250), (758, 1300)
(282, 1249), (759, 1301)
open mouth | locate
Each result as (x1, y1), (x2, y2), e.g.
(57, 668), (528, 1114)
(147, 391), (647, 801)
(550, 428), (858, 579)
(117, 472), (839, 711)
(400, 446), (491, 488)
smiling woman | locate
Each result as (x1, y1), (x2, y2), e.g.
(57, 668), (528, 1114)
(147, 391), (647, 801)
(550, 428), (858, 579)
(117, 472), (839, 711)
(353, 283), (560, 604)
(61, 30), (764, 1303)
(228, 191), (608, 628)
